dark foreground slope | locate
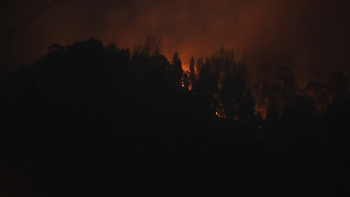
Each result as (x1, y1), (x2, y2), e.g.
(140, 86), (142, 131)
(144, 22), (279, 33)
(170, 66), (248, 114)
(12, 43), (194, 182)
(2, 111), (349, 197)
(1, 39), (350, 196)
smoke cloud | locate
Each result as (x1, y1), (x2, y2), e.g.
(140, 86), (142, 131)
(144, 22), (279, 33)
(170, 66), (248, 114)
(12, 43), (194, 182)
(1, 0), (349, 87)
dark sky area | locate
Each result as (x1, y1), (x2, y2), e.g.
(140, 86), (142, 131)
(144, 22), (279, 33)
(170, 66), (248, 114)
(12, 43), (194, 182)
(1, 0), (350, 87)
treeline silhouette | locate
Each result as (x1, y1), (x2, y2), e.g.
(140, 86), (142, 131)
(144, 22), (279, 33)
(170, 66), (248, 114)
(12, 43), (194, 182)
(1, 36), (350, 196)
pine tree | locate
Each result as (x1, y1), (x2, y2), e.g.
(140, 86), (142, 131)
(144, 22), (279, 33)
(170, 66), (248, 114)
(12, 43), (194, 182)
(189, 56), (196, 90)
(171, 52), (183, 87)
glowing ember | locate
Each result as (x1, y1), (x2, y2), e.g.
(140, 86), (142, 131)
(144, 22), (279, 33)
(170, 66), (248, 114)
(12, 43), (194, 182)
(188, 84), (192, 91)
(215, 109), (229, 119)
(215, 111), (223, 118)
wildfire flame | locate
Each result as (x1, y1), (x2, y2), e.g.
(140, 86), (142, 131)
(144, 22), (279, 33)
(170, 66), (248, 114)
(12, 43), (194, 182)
(215, 111), (225, 118)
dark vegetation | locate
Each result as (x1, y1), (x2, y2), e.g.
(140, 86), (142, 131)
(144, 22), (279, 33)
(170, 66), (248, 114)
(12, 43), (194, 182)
(1, 36), (350, 196)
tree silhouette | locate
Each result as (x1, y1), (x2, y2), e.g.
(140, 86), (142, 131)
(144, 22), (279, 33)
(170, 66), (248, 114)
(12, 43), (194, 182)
(218, 59), (235, 117)
(189, 56), (196, 90)
(170, 52), (183, 89)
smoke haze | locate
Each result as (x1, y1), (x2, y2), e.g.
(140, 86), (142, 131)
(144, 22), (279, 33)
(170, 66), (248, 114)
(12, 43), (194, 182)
(1, 0), (350, 87)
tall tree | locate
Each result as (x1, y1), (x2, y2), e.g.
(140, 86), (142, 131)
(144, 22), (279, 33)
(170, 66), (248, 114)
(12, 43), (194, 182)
(171, 52), (183, 88)
(189, 56), (196, 90)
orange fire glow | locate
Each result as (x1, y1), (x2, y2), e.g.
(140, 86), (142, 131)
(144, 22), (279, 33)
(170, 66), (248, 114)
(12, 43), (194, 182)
(179, 45), (197, 71)
(254, 98), (269, 120)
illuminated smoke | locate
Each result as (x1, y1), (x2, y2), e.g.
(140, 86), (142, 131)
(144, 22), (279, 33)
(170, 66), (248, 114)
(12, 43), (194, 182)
(1, 0), (350, 87)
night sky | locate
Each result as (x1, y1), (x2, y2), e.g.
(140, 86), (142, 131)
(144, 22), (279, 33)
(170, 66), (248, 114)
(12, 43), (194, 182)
(1, 0), (350, 86)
